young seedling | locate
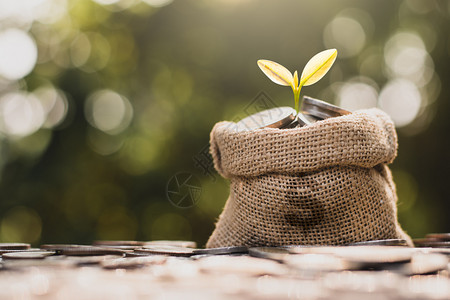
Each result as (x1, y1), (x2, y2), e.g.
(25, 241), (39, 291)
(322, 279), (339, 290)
(258, 49), (337, 113)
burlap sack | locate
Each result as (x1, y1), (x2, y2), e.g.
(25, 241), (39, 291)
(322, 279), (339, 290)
(206, 108), (412, 248)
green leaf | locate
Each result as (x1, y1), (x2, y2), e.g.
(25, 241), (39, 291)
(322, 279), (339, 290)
(300, 49), (337, 87)
(257, 60), (293, 87)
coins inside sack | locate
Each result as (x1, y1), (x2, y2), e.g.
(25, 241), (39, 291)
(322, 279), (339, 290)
(193, 246), (248, 256)
(280, 113), (319, 128)
(235, 107), (296, 131)
(301, 95), (351, 119)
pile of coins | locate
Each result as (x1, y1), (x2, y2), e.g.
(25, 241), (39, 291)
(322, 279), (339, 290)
(235, 96), (351, 131)
(0, 237), (449, 299)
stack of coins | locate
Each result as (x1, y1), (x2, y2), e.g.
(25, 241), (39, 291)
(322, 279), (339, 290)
(234, 96), (351, 131)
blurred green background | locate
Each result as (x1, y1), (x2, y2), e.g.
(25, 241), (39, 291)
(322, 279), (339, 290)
(0, 0), (449, 246)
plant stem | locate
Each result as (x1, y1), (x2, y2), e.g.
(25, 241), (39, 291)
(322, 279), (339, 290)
(294, 86), (302, 113)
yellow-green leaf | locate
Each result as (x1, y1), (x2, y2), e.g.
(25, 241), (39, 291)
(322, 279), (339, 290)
(300, 49), (337, 87)
(293, 70), (299, 88)
(257, 59), (293, 87)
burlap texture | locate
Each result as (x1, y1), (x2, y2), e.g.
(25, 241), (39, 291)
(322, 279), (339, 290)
(206, 108), (412, 248)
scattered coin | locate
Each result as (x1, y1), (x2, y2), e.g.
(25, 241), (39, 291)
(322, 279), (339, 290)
(235, 107), (296, 131)
(301, 96), (351, 119)
(0, 248), (43, 255)
(135, 246), (195, 257)
(40, 244), (92, 250)
(64, 255), (123, 265)
(193, 246), (248, 255)
(197, 255), (288, 276)
(2, 251), (56, 260)
(248, 247), (290, 261)
(143, 240), (197, 249)
(93, 241), (146, 247)
(0, 243), (30, 250)
(347, 239), (409, 247)
(284, 253), (354, 272)
(425, 233), (450, 241)
(414, 239), (450, 248)
(101, 256), (167, 269)
(415, 247), (450, 256)
(335, 246), (413, 269)
(399, 253), (449, 276)
(41, 244), (126, 256)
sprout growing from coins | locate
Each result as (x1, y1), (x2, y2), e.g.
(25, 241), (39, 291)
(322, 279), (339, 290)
(257, 49), (337, 113)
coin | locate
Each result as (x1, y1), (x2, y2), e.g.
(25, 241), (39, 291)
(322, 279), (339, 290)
(144, 240), (197, 249)
(415, 247), (450, 256)
(235, 107), (296, 131)
(2, 251), (56, 260)
(414, 239), (450, 248)
(335, 246), (413, 268)
(101, 256), (167, 269)
(0, 248), (42, 254)
(399, 253), (449, 276)
(40, 244), (92, 250)
(135, 246), (195, 257)
(193, 246), (248, 255)
(284, 253), (353, 272)
(0, 243), (30, 250)
(197, 255), (288, 276)
(248, 247), (290, 261)
(301, 96), (351, 119)
(280, 113), (318, 128)
(425, 233), (450, 241)
(347, 239), (409, 247)
(41, 244), (126, 256)
(288, 246), (413, 269)
(64, 254), (123, 265)
(93, 240), (146, 247)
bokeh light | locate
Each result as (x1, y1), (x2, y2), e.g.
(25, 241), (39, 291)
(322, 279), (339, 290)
(379, 79), (422, 127)
(34, 86), (69, 129)
(142, 0), (173, 7)
(337, 77), (378, 111)
(0, 29), (37, 80)
(0, 92), (45, 137)
(384, 31), (433, 86)
(324, 16), (366, 58)
(85, 89), (133, 135)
